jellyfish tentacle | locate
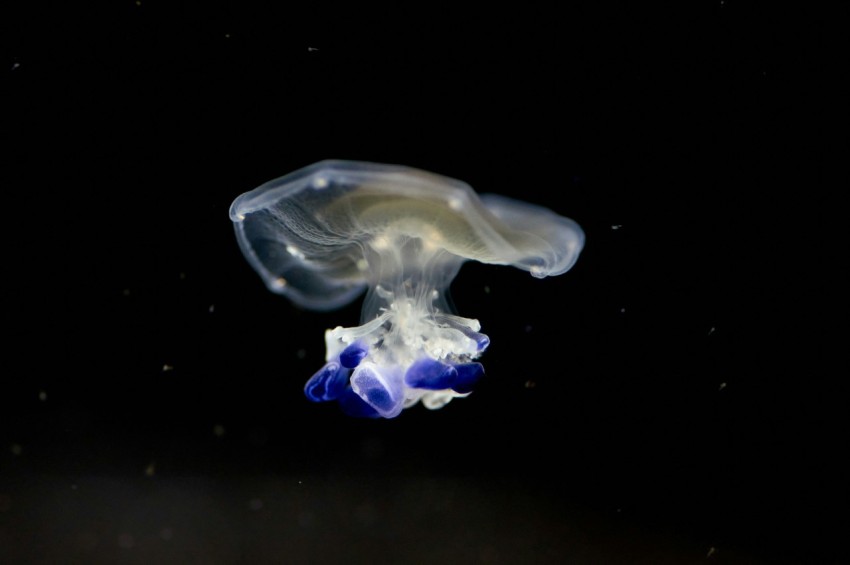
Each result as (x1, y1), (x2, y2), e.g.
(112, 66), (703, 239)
(338, 387), (381, 418)
(434, 313), (491, 353)
(349, 362), (404, 418)
(339, 342), (368, 368)
(450, 362), (485, 394)
(304, 362), (349, 402)
(404, 358), (459, 390)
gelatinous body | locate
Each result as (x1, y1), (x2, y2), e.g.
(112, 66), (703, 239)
(230, 160), (584, 418)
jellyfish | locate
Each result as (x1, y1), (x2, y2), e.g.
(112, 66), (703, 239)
(230, 160), (584, 418)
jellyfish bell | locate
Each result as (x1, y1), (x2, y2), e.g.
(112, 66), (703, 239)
(230, 160), (584, 418)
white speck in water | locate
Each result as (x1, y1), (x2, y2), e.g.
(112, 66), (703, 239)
(160, 528), (173, 541)
(213, 424), (225, 437)
(611, 224), (622, 230)
(10, 444), (21, 456)
(308, 46), (319, 52)
(208, 304), (215, 313)
(483, 285), (490, 294)
(162, 364), (173, 372)
(718, 382), (727, 391)
(11, 62), (21, 71)
(620, 307), (626, 313)
(178, 272), (186, 280)
(122, 288), (131, 296)
(249, 498), (263, 511)
(708, 326), (716, 335)
(38, 390), (47, 401)
(707, 546), (717, 557)
(296, 349), (307, 360)
(145, 462), (156, 477)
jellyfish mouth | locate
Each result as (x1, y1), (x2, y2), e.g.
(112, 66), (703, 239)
(302, 290), (488, 418)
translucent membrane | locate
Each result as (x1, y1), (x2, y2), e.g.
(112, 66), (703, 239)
(231, 160), (584, 418)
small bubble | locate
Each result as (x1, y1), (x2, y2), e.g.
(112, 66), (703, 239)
(208, 304), (215, 313)
(213, 424), (225, 437)
(296, 349), (307, 359)
(620, 307), (626, 313)
(38, 390), (47, 401)
(122, 288), (131, 296)
(524, 380), (536, 389)
(162, 364), (174, 372)
(483, 285), (491, 294)
(249, 498), (263, 511)
(611, 224), (622, 230)
(178, 272), (186, 280)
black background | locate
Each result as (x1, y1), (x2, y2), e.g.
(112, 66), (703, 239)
(2, 3), (838, 564)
